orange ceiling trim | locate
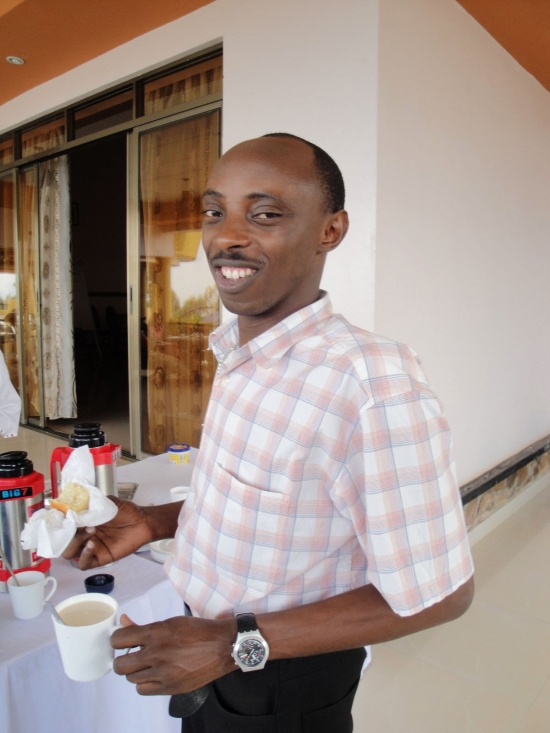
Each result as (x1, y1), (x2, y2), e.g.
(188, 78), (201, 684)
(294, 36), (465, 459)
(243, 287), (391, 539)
(0, 0), (25, 19)
(455, 0), (550, 93)
(0, 0), (214, 107)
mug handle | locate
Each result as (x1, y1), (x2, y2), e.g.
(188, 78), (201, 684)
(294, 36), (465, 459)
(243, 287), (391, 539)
(44, 576), (57, 603)
(109, 624), (132, 669)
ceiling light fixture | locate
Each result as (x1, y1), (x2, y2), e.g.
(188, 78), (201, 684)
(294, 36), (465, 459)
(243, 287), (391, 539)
(6, 56), (24, 65)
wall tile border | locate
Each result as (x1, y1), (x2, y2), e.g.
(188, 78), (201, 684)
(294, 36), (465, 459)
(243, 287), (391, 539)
(462, 434), (550, 531)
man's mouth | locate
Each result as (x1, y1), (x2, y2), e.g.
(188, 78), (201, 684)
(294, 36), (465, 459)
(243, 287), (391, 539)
(220, 266), (256, 281)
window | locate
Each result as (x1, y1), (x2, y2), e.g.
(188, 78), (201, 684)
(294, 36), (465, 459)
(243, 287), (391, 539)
(0, 136), (13, 166)
(144, 56), (222, 116)
(21, 117), (65, 158)
(73, 90), (134, 139)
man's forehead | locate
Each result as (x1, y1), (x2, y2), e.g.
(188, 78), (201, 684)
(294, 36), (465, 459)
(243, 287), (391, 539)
(205, 137), (318, 193)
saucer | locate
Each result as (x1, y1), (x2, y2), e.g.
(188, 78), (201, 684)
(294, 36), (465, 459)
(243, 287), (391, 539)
(149, 538), (175, 563)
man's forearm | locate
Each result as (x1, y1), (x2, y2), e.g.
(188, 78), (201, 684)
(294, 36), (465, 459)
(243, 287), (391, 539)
(111, 573), (474, 693)
(256, 576), (474, 660)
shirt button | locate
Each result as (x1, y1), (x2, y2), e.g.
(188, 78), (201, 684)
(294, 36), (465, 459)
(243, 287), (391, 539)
(221, 376), (230, 387)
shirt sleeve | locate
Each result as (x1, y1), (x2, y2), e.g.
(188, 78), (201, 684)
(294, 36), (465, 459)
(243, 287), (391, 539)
(337, 386), (474, 617)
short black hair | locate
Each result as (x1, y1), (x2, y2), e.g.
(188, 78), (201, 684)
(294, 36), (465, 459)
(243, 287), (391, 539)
(262, 133), (345, 213)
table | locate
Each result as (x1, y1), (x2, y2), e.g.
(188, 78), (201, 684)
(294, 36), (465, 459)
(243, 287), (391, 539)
(0, 451), (198, 733)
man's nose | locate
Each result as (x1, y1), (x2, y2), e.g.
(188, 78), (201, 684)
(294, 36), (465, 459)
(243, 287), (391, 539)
(211, 214), (249, 250)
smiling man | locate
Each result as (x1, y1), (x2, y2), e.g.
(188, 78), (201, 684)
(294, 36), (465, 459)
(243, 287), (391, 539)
(64, 134), (474, 732)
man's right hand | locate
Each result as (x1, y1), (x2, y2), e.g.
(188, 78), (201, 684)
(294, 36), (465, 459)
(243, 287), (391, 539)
(62, 497), (158, 570)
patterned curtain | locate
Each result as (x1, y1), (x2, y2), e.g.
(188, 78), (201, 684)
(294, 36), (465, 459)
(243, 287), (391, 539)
(39, 156), (77, 419)
(140, 111), (219, 453)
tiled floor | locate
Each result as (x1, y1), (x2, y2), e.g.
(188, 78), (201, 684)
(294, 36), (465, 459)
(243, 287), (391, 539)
(3, 427), (550, 732)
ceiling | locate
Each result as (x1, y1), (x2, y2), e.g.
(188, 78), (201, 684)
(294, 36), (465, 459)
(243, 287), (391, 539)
(455, 0), (550, 93)
(0, 0), (213, 107)
(0, 0), (549, 109)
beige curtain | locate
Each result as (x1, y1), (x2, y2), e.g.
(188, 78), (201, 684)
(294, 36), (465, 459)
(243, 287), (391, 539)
(144, 57), (222, 115)
(39, 156), (77, 420)
(21, 120), (64, 158)
(140, 111), (219, 454)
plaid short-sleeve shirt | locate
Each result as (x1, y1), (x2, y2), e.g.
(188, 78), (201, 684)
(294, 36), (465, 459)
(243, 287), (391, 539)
(166, 292), (474, 619)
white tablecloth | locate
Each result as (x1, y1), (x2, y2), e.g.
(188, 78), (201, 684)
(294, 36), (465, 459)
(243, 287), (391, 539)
(0, 452), (198, 733)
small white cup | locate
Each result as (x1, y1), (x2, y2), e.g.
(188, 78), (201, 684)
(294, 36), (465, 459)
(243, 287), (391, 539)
(52, 592), (121, 682)
(8, 570), (57, 620)
(170, 485), (190, 503)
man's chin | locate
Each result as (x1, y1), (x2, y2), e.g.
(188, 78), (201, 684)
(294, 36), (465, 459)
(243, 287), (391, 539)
(218, 294), (263, 317)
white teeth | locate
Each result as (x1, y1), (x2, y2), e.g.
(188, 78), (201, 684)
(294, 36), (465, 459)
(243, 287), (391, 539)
(221, 267), (254, 280)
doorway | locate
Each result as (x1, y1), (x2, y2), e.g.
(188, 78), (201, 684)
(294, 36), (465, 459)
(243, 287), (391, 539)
(46, 134), (130, 451)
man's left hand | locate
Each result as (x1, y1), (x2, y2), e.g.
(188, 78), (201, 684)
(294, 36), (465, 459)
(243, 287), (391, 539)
(111, 614), (236, 696)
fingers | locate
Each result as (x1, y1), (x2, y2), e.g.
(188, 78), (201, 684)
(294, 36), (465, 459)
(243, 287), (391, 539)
(111, 621), (147, 651)
(120, 665), (156, 685)
(75, 537), (113, 570)
(75, 539), (101, 570)
(120, 613), (136, 627)
(114, 660), (184, 697)
(62, 528), (95, 560)
(113, 647), (145, 674)
(135, 681), (164, 696)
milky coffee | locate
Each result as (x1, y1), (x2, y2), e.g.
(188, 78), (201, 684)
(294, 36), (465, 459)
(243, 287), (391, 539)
(59, 599), (113, 627)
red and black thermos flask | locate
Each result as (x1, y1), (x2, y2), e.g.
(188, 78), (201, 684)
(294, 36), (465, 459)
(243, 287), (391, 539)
(0, 451), (50, 591)
(50, 423), (121, 499)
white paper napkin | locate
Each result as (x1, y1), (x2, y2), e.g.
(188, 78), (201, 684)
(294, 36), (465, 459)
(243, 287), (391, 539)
(20, 446), (118, 558)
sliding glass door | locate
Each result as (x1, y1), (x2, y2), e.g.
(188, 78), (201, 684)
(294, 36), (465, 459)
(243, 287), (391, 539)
(1, 51), (222, 454)
(131, 106), (221, 455)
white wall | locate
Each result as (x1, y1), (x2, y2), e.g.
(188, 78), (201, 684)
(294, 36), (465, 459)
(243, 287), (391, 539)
(375, 0), (550, 484)
(0, 0), (379, 331)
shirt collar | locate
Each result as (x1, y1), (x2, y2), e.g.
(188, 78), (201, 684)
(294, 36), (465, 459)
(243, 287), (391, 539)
(209, 291), (333, 368)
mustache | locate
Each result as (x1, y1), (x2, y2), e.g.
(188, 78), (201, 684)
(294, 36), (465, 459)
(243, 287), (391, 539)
(209, 252), (264, 267)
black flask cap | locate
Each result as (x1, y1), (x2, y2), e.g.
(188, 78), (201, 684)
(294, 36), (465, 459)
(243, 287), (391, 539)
(69, 423), (107, 448)
(0, 451), (34, 478)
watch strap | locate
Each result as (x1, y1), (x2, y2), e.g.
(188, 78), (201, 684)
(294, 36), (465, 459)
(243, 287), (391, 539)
(236, 612), (257, 634)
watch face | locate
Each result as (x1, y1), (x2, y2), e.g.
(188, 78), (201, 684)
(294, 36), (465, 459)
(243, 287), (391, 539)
(237, 639), (266, 668)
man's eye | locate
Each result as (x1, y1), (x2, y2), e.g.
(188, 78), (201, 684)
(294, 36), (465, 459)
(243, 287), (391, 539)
(254, 212), (281, 220)
(202, 209), (222, 218)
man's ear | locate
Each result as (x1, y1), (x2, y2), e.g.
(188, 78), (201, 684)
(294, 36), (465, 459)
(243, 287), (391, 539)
(318, 210), (349, 254)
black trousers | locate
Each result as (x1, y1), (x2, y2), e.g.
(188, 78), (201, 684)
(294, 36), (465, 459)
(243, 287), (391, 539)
(181, 647), (366, 733)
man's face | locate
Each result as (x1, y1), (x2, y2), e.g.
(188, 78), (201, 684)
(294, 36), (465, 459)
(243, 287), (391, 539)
(201, 138), (344, 338)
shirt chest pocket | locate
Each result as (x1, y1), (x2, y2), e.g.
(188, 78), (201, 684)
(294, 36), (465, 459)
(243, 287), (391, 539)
(196, 463), (295, 588)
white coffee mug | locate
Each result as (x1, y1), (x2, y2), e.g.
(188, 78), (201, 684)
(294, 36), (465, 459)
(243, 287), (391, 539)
(52, 592), (121, 682)
(170, 485), (190, 503)
(8, 570), (57, 620)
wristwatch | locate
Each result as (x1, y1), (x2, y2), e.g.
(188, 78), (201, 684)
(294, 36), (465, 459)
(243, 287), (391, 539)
(231, 612), (270, 672)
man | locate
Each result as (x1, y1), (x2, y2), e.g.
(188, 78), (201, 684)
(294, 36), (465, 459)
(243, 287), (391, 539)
(65, 134), (474, 731)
